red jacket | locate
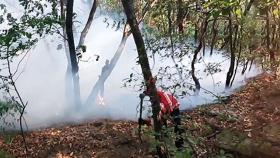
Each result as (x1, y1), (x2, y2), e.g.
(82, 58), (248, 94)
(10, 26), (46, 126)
(157, 91), (179, 114)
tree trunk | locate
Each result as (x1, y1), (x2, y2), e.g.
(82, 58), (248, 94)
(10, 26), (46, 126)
(60, 0), (75, 107)
(202, 32), (206, 56)
(85, 26), (130, 106)
(194, 23), (198, 42)
(242, 59), (250, 75)
(191, 43), (202, 92)
(85, 1), (157, 106)
(230, 27), (242, 86)
(176, 0), (184, 33)
(121, 0), (162, 139)
(266, 7), (270, 52)
(66, 0), (82, 107)
(210, 17), (218, 55)
(168, 3), (183, 80)
(249, 58), (254, 71)
(243, 0), (255, 16)
(191, 15), (209, 92)
(265, 7), (276, 70)
(220, 24), (230, 50)
(225, 10), (235, 88)
(76, 0), (99, 59)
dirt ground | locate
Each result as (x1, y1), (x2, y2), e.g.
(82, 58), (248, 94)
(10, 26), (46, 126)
(182, 73), (280, 157)
(0, 120), (152, 158)
(0, 73), (279, 158)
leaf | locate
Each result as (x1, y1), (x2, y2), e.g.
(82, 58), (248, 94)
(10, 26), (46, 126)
(81, 45), (87, 53)
(272, 9), (279, 17)
(235, 8), (242, 18)
(175, 149), (192, 158)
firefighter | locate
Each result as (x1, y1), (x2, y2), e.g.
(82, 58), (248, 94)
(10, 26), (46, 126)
(139, 90), (184, 149)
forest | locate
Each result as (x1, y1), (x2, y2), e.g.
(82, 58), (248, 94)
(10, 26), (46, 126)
(0, 0), (279, 157)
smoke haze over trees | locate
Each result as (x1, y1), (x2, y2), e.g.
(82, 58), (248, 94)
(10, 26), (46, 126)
(1, 0), (278, 128)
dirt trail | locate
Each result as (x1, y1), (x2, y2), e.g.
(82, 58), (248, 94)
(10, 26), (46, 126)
(0, 73), (279, 158)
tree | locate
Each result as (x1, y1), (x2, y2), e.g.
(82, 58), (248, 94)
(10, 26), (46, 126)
(60, 0), (99, 108)
(0, 0), (60, 155)
(121, 0), (163, 149)
(65, 0), (82, 107)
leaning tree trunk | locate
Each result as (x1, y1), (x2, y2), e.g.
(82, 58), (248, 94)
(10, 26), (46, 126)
(121, 0), (162, 140)
(76, 0), (99, 58)
(225, 10), (235, 88)
(85, 0), (157, 106)
(242, 59), (250, 75)
(66, 0), (82, 107)
(191, 15), (209, 92)
(85, 25), (130, 106)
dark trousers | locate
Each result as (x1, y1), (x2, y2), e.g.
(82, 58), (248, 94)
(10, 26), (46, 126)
(162, 108), (184, 149)
(171, 108), (184, 149)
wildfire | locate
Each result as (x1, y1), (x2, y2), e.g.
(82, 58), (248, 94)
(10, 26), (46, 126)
(97, 94), (106, 106)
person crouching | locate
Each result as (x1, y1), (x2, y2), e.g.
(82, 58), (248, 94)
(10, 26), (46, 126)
(139, 90), (184, 149)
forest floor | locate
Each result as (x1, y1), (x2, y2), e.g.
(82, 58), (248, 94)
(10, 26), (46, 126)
(0, 72), (279, 158)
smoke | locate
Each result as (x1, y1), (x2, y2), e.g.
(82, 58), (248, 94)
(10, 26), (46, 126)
(0, 0), (261, 130)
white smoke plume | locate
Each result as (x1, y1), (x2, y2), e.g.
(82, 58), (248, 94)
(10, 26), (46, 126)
(0, 0), (261, 130)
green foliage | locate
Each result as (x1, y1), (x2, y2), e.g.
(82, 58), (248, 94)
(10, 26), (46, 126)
(0, 150), (14, 158)
(0, 100), (19, 130)
(80, 45), (87, 53)
(217, 113), (237, 123)
(215, 149), (234, 158)
(0, 0), (60, 56)
(0, 101), (18, 117)
(213, 96), (230, 104)
(0, 0), (60, 132)
(3, 133), (17, 145)
(101, 0), (125, 28)
(142, 121), (195, 157)
(203, 62), (222, 76)
(102, 0), (123, 12)
(175, 149), (192, 158)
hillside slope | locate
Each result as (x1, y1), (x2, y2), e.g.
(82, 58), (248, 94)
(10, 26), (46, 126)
(0, 73), (279, 158)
